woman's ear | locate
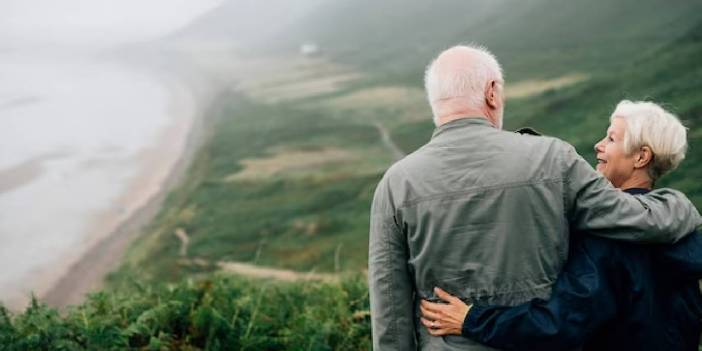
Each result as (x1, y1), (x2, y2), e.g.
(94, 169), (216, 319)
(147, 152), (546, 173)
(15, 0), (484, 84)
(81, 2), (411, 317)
(634, 146), (653, 169)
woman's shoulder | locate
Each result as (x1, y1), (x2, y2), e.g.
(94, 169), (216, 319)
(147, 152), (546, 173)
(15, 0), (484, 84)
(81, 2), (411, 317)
(570, 233), (652, 269)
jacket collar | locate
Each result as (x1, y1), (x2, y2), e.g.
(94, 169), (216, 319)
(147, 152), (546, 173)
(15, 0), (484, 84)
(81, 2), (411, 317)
(623, 188), (651, 195)
(431, 117), (494, 140)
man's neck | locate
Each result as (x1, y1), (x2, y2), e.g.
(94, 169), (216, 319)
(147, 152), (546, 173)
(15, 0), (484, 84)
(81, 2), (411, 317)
(438, 114), (488, 126)
(435, 99), (497, 127)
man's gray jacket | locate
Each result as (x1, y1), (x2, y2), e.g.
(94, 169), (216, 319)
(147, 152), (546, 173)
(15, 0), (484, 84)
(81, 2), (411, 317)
(368, 117), (702, 350)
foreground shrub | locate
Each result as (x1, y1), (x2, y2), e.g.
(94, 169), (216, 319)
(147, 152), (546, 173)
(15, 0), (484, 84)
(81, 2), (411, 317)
(0, 274), (370, 350)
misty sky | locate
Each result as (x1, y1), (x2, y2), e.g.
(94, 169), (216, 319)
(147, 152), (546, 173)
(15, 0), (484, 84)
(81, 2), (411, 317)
(0, 0), (223, 47)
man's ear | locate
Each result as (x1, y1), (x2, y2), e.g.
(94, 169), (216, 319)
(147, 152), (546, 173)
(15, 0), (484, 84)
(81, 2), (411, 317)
(634, 146), (653, 169)
(485, 80), (499, 109)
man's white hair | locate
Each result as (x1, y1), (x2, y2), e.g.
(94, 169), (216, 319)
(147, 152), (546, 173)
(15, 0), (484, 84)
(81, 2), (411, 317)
(424, 44), (504, 125)
(611, 100), (688, 181)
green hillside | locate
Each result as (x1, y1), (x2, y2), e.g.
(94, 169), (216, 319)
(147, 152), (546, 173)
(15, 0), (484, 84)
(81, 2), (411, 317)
(3, 1), (701, 349)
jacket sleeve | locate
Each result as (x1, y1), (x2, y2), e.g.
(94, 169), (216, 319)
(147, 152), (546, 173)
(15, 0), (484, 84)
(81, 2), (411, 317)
(462, 237), (619, 351)
(369, 176), (416, 350)
(656, 230), (702, 279)
(561, 142), (702, 243)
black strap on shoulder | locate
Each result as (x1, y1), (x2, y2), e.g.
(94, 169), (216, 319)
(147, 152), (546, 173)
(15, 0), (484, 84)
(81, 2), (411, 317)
(514, 127), (542, 136)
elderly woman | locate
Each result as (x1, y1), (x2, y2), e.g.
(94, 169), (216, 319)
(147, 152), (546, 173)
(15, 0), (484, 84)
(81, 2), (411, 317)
(420, 100), (702, 350)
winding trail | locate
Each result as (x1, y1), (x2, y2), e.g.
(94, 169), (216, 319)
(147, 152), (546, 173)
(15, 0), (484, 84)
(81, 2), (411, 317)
(374, 122), (406, 161)
(216, 261), (338, 282)
(174, 228), (190, 257)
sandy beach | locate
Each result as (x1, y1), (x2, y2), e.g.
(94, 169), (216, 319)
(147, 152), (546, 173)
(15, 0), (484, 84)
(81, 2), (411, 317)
(0, 43), (252, 310)
(0, 55), (227, 310)
(34, 70), (223, 309)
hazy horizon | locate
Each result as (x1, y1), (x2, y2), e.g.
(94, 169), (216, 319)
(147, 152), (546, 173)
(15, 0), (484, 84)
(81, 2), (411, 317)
(0, 0), (224, 49)
(0, 0), (227, 307)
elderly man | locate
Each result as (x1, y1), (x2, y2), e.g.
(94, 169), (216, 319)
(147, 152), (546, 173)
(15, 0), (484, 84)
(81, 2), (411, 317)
(368, 45), (702, 350)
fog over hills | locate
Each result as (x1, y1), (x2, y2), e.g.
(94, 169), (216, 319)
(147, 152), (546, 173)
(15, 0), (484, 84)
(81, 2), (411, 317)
(171, 0), (702, 81)
(164, 0), (324, 46)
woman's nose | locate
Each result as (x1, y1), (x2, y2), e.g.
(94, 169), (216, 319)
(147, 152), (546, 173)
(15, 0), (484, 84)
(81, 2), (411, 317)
(594, 139), (604, 153)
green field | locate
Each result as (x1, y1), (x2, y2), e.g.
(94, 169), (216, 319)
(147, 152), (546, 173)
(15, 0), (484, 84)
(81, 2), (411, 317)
(3, 1), (702, 349)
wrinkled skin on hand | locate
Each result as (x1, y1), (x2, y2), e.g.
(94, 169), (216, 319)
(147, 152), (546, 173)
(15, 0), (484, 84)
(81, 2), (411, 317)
(420, 287), (472, 336)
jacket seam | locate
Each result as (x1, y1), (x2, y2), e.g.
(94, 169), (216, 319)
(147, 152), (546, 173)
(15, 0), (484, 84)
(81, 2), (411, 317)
(398, 178), (565, 209)
(422, 280), (555, 302)
(382, 218), (401, 348)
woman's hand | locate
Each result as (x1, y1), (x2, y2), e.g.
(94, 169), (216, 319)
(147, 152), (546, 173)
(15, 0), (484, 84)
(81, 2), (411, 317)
(420, 287), (472, 336)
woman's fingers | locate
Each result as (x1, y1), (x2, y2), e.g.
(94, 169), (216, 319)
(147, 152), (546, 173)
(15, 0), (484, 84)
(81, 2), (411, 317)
(421, 317), (451, 336)
(420, 317), (438, 329)
(420, 299), (442, 313)
(421, 291), (470, 337)
(434, 287), (459, 304)
(420, 302), (443, 321)
(422, 310), (464, 337)
(421, 299), (449, 313)
(427, 327), (452, 336)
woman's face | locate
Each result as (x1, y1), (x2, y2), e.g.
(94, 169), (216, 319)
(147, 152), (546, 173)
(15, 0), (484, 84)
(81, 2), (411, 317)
(594, 117), (637, 188)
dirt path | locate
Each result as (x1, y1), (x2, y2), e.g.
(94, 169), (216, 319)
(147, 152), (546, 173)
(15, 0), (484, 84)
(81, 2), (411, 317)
(506, 73), (588, 99)
(216, 261), (338, 282)
(174, 228), (190, 257)
(374, 122), (405, 161)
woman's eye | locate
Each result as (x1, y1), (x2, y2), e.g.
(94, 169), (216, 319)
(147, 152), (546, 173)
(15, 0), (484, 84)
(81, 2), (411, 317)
(608, 137), (614, 142)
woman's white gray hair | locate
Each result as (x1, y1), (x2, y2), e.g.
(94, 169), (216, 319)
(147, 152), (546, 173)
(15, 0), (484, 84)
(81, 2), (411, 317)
(611, 100), (688, 181)
(424, 45), (504, 125)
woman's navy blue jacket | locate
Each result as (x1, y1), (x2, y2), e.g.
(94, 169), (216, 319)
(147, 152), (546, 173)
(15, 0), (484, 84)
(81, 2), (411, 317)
(462, 188), (702, 350)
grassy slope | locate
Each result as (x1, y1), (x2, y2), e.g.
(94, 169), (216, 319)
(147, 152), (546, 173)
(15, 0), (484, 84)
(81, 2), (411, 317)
(109, 95), (391, 283)
(4, 3), (700, 349)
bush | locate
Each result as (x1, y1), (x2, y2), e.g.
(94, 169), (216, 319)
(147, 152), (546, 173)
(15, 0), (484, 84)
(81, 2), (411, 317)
(0, 274), (370, 350)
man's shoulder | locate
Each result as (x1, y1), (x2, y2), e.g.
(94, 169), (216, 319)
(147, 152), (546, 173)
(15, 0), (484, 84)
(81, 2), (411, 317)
(383, 144), (432, 176)
(377, 127), (578, 189)
(387, 128), (577, 172)
(375, 155), (413, 190)
(496, 127), (574, 156)
(509, 126), (570, 145)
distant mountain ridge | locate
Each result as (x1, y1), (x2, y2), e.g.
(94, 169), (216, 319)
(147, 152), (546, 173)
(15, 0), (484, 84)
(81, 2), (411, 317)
(215, 0), (701, 81)
(165, 0), (324, 45)
(171, 0), (702, 82)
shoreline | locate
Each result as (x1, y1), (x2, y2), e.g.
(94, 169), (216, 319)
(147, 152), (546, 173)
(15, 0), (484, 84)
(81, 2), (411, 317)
(39, 72), (225, 309)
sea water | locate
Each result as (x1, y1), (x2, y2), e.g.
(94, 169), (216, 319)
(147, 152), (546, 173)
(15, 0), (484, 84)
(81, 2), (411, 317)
(0, 51), (196, 307)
